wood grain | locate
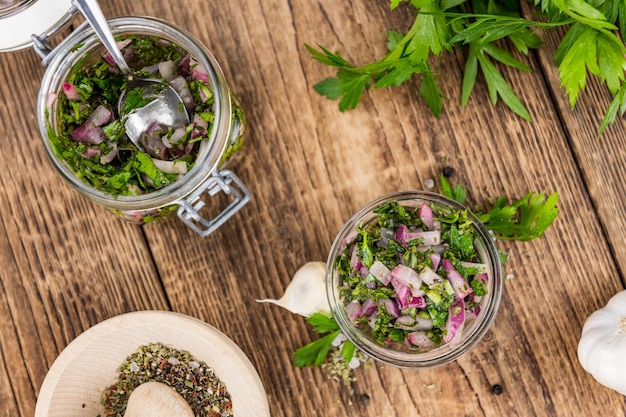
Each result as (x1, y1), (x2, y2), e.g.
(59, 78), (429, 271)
(0, 1), (624, 417)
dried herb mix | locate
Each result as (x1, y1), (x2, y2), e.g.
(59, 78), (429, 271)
(100, 342), (233, 417)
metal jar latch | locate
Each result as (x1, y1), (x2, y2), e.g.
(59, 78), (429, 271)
(177, 170), (251, 237)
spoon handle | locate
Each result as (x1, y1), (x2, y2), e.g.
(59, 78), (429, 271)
(71, 0), (132, 76)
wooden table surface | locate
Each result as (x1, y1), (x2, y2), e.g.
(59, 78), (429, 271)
(1, 1), (625, 416)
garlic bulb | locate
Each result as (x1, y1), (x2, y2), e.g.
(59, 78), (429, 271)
(577, 290), (626, 396)
(256, 262), (330, 317)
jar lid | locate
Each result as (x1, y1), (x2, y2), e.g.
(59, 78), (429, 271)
(0, 0), (73, 52)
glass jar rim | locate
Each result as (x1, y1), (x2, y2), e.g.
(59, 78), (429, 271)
(325, 190), (503, 368)
(36, 16), (233, 211)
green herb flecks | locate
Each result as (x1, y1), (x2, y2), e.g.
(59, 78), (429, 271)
(52, 35), (217, 196)
(100, 343), (232, 417)
(122, 86), (155, 115)
(334, 199), (484, 349)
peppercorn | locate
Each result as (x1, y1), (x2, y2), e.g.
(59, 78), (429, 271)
(442, 166), (455, 177)
(491, 384), (503, 395)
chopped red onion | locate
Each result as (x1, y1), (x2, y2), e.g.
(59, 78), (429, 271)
(81, 147), (101, 159)
(395, 223), (441, 246)
(374, 228), (393, 248)
(62, 82), (80, 100)
(162, 126), (187, 148)
(104, 39), (133, 66)
(414, 315), (433, 330)
(392, 279), (412, 308)
(341, 229), (359, 249)
(378, 298), (399, 318)
(395, 224), (410, 244)
(70, 105), (113, 144)
(368, 311), (380, 329)
(419, 265), (443, 287)
(192, 64), (210, 83)
(461, 261), (488, 274)
(360, 298), (377, 317)
(369, 260), (392, 285)
(158, 60), (177, 82)
(444, 299), (465, 343)
(139, 124), (168, 159)
(420, 202), (434, 229)
(465, 301), (481, 319)
(192, 114), (208, 139)
(395, 315), (433, 331)
(47, 92), (58, 107)
(394, 315), (416, 329)
(345, 300), (361, 321)
(391, 264), (423, 296)
(407, 331), (436, 350)
(349, 247), (361, 270)
(151, 158), (188, 174)
(442, 259), (472, 299)
(406, 295), (426, 308)
(430, 253), (442, 272)
(100, 142), (118, 164)
(177, 55), (192, 77)
(169, 75), (195, 112)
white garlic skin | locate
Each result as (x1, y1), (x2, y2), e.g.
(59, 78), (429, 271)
(256, 262), (330, 317)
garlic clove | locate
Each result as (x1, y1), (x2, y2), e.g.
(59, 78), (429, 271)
(256, 262), (330, 317)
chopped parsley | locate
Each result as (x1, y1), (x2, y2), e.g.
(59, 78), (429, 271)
(335, 199), (490, 351)
(51, 35), (217, 196)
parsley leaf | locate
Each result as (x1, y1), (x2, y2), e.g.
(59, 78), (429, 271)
(123, 86), (155, 114)
(599, 83), (626, 136)
(557, 25), (599, 108)
(134, 152), (173, 188)
(597, 33), (625, 95)
(474, 43), (531, 120)
(440, 175), (466, 204)
(444, 224), (478, 259)
(308, 312), (341, 333)
(294, 330), (340, 367)
(482, 192), (560, 241)
(293, 313), (357, 367)
(510, 192), (559, 240)
(420, 63), (445, 116)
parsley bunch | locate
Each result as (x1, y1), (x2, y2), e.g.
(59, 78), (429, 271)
(307, 0), (626, 136)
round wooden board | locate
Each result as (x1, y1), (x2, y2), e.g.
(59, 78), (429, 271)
(34, 311), (270, 417)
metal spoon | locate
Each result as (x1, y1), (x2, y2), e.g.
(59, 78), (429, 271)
(124, 381), (194, 417)
(71, 0), (190, 151)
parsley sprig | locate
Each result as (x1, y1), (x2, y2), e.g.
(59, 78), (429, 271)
(294, 313), (356, 367)
(441, 175), (559, 241)
(307, 0), (626, 135)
